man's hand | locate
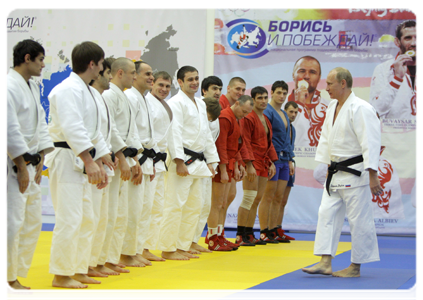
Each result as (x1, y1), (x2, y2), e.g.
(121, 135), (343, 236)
(208, 163), (216, 178)
(131, 160), (143, 185)
(294, 85), (308, 105)
(175, 159), (189, 177)
(219, 164), (229, 183)
(101, 153), (115, 171)
(268, 162), (276, 180)
(369, 169), (383, 196)
(34, 151), (45, 185)
(239, 165), (246, 181)
(116, 151), (130, 181)
(150, 167), (156, 182)
(246, 161), (256, 182)
(95, 159), (108, 189)
(233, 164), (241, 181)
(289, 161), (295, 176)
(393, 54), (414, 79)
(79, 149), (102, 185)
(13, 155), (29, 193)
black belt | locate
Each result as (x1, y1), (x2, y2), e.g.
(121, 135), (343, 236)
(326, 155), (363, 196)
(54, 141), (96, 174)
(184, 148), (206, 166)
(153, 152), (168, 170)
(138, 148), (156, 166)
(12, 152), (42, 173)
(122, 147), (138, 158)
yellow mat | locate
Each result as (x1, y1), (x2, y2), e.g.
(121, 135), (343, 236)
(20, 231), (351, 290)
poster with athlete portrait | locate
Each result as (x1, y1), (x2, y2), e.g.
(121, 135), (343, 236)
(215, 9), (416, 235)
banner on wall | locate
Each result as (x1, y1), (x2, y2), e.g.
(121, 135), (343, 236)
(214, 9), (416, 235)
(7, 9), (208, 215)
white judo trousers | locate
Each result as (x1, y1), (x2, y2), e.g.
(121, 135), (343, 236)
(157, 162), (204, 252)
(143, 171), (164, 250)
(136, 177), (155, 253)
(314, 187), (380, 264)
(7, 165), (41, 281)
(89, 178), (111, 267)
(121, 174), (147, 256)
(193, 177), (212, 243)
(48, 150), (95, 275)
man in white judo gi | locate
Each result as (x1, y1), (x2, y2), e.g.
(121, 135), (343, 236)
(102, 57), (143, 270)
(369, 20), (416, 120)
(88, 58), (124, 277)
(46, 41), (110, 288)
(7, 39), (54, 289)
(302, 67), (383, 278)
(157, 65), (219, 260)
(143, 71), (173, 261)
(125, 61), (159, 266)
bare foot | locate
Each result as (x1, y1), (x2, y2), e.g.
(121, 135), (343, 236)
(177, 249), (199, 259)
(92, 265), (120, 276)
(142, 249), (166, 261)
(71, 274), (101, 284)
(105, 262), (130, 273)
(190, 242), (212, 253)
(88, 267), (108, 277)
(188, 248), (201, 255)
(119, 255), (146, 267)
(52, 275), (88, 289)
(332, 263), (361, 277)
(134, 253), (152, 266)
(161, 251), (190, 260)
(302, 262), (332, 275)
(4, 280), (33, 295)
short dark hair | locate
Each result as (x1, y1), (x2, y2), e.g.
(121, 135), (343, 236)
(228, 77), (246, 87)
(13, 39), (45, 67)
(203, 97), (222, 121)
(71, 41), (105, 74)
(134, 60), (148, 74)
(293, 55), (321, 76)
(153, 71), (172, 82)
(201, 76), (223, 96)
(271, 80), (288, 93)
(177, 65), (198, 81)
(284, 101), (298, 110)
(333, 67), (353, 89)
(395, 20), (416, 39)
(238, 95), (254, 106)
(251, 86), (268, 99)
(99, 57), (112, 77)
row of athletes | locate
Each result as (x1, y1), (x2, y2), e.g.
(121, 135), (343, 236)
(7, 38), (298, 290)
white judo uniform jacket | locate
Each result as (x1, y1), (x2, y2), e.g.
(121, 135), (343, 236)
(369, 53), (416, 120)
(315, 92), (381, 189)
(145, 91), (173, 173)
(167, 90), (220, 176)
(7, 69), (54, 165)
(7, 69), (54, 282)
(125, 87), (159, 175)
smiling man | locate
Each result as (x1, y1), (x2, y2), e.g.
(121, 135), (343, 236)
(370, 20), (416, 120)
(157, 66), (219, 260)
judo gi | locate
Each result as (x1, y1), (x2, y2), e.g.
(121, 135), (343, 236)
(369, 53), (416, 120)
(144, 91), (173, 250)
(314, 91), (381, 264)
(125, 87), (160, 255)
(7, 69), (54, 281)
(102, 82), (141, 264)
(284, 90), (329, 148)
(157, 90), (219, 252)
(45, 72), (109, 276)
(240, 110), (278, 175)
(89, 88), (123, 267)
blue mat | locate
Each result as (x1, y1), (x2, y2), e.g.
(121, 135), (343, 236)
(249, 235), (416, 290)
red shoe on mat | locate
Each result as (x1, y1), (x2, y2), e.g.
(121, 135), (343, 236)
(235, 234), (255, 246)
(208, 234), (232, 251)
(260, 232), (279, 244)
(219, 236), (238, 250)
(277, 228), (295, 240)
(247, 233), (267, 245)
